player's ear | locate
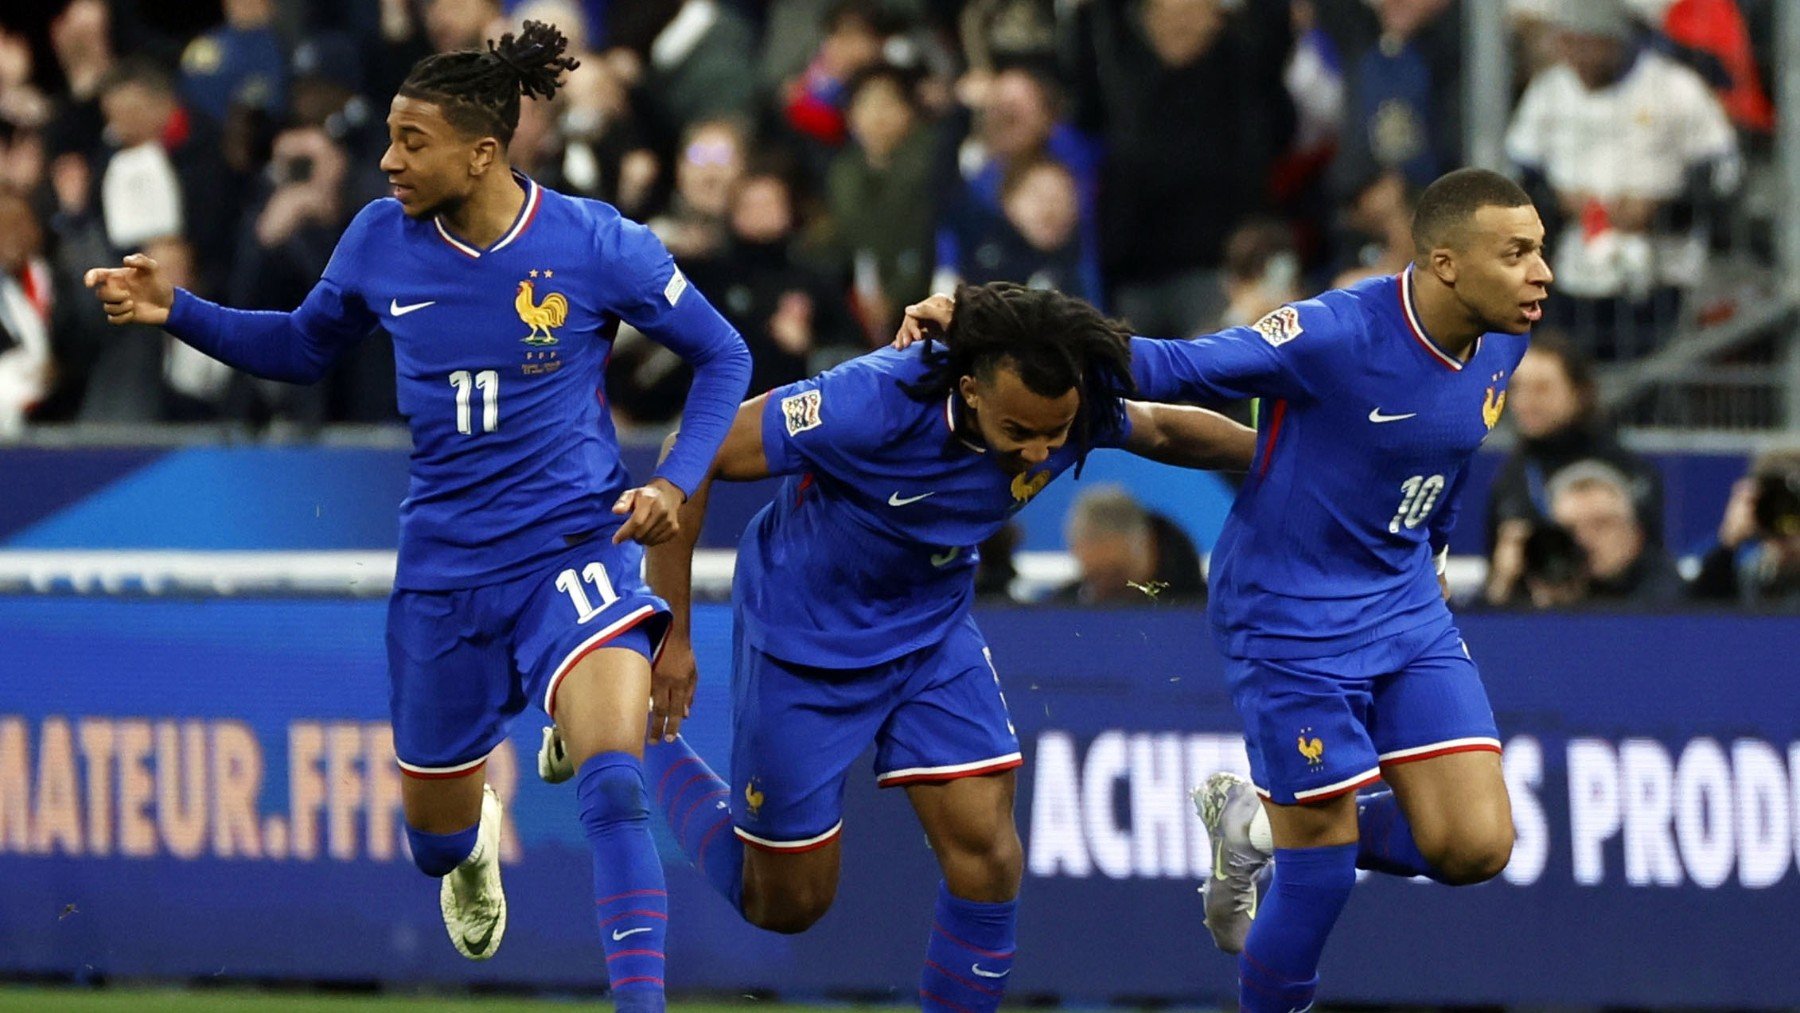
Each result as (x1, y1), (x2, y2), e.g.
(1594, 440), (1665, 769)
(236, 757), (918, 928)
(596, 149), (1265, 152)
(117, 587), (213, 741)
(1430, 247), (1458, 286)
(469, 136), (501, 176)
(958, 374), (980, 410)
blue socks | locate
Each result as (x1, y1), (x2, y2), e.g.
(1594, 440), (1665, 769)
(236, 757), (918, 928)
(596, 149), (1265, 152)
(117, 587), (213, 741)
(643, 736), (744, 912)
(577, 752), (667, 1012)
(404, 821), (477, 877)
(920, 881), (1016, 1013)
(1238, 844), (1357, 1013)
(1355, 789), (1440, 881)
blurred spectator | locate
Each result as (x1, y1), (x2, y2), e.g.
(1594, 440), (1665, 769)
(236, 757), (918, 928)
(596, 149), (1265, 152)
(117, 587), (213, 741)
(635, 0), (759, 144)
(1219, 219), (1302, 328)
(649, 117), (747, 262)
(1332, 170), (1416, 288)
(1654, 0), (1774, 134)
(222, 126), (392, 427)
(1283, 1), (1345, 159)
(426, 0), (503, 53)
(179, 0), (288, 123)
(44, 0), (117, 161)
(1548, 460), (1685, 604)
(1690, 451), (1800, 607)
(1485, 335), (1664, 558)
(686, 168), (860, 393)
(1318, 0), (1462, 199)
(75, 238), (202, 424)
(780, 0), (889, 152)
(949, 155), (1092, 302)
(96, 58), (239, 294)
(552, 53), (657, 212)
(0, 29), (52, 137)
(0, 188), (53, 436)
(937, 66), (1100, 305)
(825, 64), (937, 341)
(958, 0), (1057, 81)
(287, 33), (388, 205)
(1051, 485), (1205, 606)
(1506, 0), (1741, 357)
(1069, 0), (1293, 336)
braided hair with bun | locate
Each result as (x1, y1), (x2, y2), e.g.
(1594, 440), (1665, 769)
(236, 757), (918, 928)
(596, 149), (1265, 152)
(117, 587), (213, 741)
(398, 20), (579, 147)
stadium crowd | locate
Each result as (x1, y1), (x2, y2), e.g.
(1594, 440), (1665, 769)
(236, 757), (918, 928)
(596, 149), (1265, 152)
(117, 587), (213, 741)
(0, 0), (1791, 609)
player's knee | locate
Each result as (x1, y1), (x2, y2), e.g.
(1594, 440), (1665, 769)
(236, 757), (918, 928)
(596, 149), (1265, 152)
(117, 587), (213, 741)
(576, 753), (649, 835)
(1429, 823), (1514, 885)
(743, 882), (835, 934)
(942, 824), (1024, 899)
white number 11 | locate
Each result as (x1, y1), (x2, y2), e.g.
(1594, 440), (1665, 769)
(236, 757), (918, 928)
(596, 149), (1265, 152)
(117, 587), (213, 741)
(556, 562), (619, 624)
(449, 369), (499, 434)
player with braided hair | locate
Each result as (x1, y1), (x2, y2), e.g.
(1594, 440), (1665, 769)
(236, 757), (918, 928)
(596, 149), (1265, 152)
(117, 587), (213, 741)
(87, 21), (750, 1008)
(536, 282), (1252, 1012)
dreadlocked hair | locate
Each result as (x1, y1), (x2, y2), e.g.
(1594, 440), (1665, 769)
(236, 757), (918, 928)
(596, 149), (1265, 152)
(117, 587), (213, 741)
(398, 20), (580, 147)
(900, 283), (1136, 473)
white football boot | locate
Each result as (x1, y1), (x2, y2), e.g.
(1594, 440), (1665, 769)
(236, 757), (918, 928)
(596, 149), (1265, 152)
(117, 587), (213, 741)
(441, 784), (507, 960)
(537, 724), (574, 784)
(1193, 771), (1273, 954)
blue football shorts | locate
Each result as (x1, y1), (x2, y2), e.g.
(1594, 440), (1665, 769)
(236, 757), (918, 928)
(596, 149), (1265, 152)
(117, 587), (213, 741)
(725, 611), (1021, 852)
(1227, 618), (1501, 805)
(386, 535), (669, 779)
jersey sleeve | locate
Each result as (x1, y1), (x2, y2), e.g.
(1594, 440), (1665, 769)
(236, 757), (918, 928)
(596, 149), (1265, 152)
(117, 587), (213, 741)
(162, 202), (380, 384)
(758, 357), (890, 478)
(595, 213), (751, 496)
(1129, 297), (1345, 404)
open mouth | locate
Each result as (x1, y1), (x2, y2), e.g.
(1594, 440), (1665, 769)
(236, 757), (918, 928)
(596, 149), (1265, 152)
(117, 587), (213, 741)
(1522, 300), (1544, 324)
(391, 183), (414, 201)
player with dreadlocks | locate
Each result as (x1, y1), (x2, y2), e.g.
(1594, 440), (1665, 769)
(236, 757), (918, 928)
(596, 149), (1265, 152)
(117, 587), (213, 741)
(537, 282), (1253, 1011)
(87, 22), (750, 1007)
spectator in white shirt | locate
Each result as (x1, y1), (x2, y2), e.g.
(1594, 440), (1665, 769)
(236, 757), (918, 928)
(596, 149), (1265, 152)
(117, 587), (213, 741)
(1505, 0), (1740, 358)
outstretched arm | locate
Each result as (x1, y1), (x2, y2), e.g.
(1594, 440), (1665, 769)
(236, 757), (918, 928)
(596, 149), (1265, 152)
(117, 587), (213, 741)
(1121, 400), (1256, 472)
(643, 394), (772, 742)
(86, 252), (372, 384)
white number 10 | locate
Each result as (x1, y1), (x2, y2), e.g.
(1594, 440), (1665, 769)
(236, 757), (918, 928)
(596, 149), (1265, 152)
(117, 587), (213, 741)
(556, 562), (619, 624)
(1389, 473), (1447, 534)
(450, 369), (499, 434)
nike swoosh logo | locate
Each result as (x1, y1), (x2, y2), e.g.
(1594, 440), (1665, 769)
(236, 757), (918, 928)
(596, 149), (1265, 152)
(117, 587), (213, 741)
(462, 921), (497, 953)
(930, 547), (961, 567)
(390, 299), (437, 316)
(1214, 837), (1230, 881)
(970, 964), (1011, 979)
(610, 926), (652, 941)
(888, 491), (935, 507)
(1368, 407), (1417, 423)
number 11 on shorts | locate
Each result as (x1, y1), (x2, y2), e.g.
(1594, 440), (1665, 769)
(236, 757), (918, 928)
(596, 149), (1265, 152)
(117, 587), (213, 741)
(556, 562), (619, 623)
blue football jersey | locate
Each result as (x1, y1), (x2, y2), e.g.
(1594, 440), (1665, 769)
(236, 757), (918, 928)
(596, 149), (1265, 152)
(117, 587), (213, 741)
(164, 174), (747, 590)
(1131, 268), (1526, 660)
(736, 346), (1130, 668)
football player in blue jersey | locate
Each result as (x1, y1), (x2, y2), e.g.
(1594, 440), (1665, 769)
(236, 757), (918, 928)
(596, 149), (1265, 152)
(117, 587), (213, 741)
(903, 169), (1551, 1011)
(85, 22), (750, 1009)
(538, 283), (1254, 1012)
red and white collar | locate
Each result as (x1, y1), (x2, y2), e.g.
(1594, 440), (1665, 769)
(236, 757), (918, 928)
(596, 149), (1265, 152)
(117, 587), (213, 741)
(433, 172), (541, 259)
(1398, 266), (1478, 371)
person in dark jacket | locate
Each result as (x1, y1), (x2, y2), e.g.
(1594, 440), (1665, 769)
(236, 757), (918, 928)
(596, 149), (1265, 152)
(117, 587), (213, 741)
(1486, 332), (1663, 546)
